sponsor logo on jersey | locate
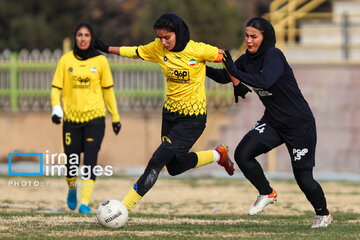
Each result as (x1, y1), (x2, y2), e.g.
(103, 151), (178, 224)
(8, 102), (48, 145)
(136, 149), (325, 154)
(189, 59), (196, 66)
(253, 87), (273, 97)
(68, 67), (73, 72)
(293, 148), (308, 161)
(167, 68), (190, 83)
(163, 56), (168, 62)
(91, 67), (97, 73)
(72, 76), (91, 88)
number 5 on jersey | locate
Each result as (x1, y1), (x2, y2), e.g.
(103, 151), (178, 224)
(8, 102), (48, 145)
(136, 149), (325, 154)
(65, 132), (72, 145)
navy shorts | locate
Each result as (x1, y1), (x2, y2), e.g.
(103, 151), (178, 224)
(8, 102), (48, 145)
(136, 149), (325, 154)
(246, 119), (316, 169)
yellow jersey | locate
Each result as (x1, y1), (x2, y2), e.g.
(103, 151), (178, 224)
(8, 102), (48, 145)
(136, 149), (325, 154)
(137, 39), (219, 123)
(52, 50), (119, 123)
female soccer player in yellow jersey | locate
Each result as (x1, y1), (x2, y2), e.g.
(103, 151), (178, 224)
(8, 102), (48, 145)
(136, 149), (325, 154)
(95, 13), (235, 211)
(51, 22), (121, 214)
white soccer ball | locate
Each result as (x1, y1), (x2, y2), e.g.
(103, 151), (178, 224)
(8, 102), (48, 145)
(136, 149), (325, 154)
(97, 199), (128, 229)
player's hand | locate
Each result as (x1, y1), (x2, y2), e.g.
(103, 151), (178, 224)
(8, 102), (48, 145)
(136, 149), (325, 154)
(222, 50), (235, 72)
(51, 105), (63, 125)
(112, 122), (121, 135)
(233, 83), (252, 103)
(94, 37), (109, 53)
(52, 115), (61, 124)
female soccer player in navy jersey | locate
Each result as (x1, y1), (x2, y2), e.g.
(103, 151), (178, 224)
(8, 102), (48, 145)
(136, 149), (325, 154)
(206, 17), (332, 228)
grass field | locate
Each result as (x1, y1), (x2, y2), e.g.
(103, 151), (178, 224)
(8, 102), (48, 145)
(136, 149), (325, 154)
(1, 176), (360, 239)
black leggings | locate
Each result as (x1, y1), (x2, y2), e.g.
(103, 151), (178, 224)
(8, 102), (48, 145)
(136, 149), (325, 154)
(135, 143), (198, 196)
(235, 135), (328, 215)
(235, 135), (273, 195)
(135, 118), (204, 196)
(293, 168), (328, 215)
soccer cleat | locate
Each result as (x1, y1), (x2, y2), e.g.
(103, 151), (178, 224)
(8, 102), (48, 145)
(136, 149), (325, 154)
(248, 188), (277, 215)
(215, 144), (235, 176)
(311, 211), (333, 228)
(79, 203), (91, 214)
(67, 187), (77, 211)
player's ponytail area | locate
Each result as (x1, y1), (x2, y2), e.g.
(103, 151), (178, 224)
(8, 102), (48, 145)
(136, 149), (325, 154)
(1, 176), (359, 239)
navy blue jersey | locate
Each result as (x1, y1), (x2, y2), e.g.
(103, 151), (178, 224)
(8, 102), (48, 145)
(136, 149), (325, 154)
(207, 47), (314, 131)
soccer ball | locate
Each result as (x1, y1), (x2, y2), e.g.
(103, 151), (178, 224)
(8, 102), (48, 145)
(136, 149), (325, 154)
(97, 199), (128, 229)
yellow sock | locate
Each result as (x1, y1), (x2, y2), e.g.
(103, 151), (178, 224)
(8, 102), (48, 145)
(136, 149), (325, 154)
(80, 179), (95, 205)
(123, 187), (142, 211)
(65, 176), (77, 189)
(195, 150), (214, 168)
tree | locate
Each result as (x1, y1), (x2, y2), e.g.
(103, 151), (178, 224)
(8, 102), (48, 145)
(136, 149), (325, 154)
(0, 0), (247, 51)
(79, 0), (144, 46)
(0, 0), (87, 51)
(134, 0), (244, 49)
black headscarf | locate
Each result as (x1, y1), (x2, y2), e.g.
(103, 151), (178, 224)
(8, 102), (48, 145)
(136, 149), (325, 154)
(73, 22), (101, 60)
(154, 13), (190, 52)
(245, 17), (276, 60)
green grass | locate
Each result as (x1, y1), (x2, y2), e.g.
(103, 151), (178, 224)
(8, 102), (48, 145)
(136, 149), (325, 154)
(0, 211), (359, 239)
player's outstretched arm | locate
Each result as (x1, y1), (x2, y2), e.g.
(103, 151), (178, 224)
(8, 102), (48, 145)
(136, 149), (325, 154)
(94, 38), (121, 55)
(94, 38), (139, 58)
(108, 46), (121, 55)
(206, 66), (231, 84)
(94, 38), (111, 53)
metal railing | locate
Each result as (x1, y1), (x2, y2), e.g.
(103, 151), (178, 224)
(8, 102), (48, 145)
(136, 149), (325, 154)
(236, 0), (360, 62)
(0, 49), (233, 111)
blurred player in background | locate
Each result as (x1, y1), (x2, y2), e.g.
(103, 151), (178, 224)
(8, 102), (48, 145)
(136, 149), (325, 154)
(206, 17), (332, 228)
(51, 22), (121, 214)
(95, 13), (234, 211)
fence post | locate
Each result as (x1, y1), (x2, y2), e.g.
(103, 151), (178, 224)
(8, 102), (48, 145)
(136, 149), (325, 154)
(10, 52), (19, 111)
(341, 12), (349, 59)
(268, 148), (277, 172)
(63, 37), (71, 53)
